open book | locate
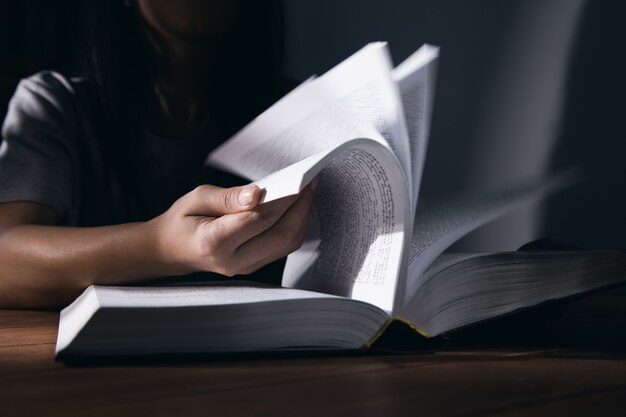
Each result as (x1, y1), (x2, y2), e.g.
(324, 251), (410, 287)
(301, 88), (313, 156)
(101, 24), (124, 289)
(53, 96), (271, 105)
(55, 43), (626, 359)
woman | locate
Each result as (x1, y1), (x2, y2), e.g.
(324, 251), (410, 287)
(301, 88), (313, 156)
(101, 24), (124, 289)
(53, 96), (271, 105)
(0, 0), (315, 307)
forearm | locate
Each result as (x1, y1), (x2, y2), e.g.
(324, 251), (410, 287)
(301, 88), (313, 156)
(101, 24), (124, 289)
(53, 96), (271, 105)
(0, 182), (311, 308)
(0, 220), (172, 308)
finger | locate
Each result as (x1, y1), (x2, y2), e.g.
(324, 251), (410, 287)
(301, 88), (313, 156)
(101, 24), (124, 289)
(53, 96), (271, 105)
(238, 186), (314, 273)
(239, 208), (310, 275)
(184, 184), (262, 217)
(233, 184), (315, 272)
(208, 191), (302, 251)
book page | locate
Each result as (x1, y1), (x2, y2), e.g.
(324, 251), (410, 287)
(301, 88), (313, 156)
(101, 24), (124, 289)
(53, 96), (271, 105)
(402, 174), (573, 307)
(320, 42), (411, 186)
(206, 43), (410, 186)
(392, 44), (439, 215)
(251, 148), (331, 203)
(92, 281), (342, 308)
(211, 99), (383, 181)
(401, 250), (626, 336)
(252, 139), (393, 203)
(281, 141), (411, 314)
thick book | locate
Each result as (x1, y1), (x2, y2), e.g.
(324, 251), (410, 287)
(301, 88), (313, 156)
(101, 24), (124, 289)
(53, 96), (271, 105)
(55, 43), (626, 359)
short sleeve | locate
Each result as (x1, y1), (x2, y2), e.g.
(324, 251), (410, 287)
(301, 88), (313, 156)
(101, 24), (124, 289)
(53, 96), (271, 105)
(0, 71), (79, 223)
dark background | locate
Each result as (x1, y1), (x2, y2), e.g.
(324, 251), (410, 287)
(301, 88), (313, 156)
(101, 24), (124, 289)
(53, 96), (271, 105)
(1, 0), (624, 251)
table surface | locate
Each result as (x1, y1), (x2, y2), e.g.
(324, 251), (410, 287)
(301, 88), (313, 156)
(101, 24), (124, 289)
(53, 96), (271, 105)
(1, 289), (625, 417)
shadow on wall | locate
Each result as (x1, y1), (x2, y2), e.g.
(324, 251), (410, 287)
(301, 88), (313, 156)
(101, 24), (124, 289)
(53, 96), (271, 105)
(283, 0), (625, 250)
(542, 0), (626, 251)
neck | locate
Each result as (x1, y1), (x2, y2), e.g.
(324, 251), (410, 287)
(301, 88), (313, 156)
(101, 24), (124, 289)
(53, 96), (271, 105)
(159, 34), (213, 90)
(144, 25), (217, 129)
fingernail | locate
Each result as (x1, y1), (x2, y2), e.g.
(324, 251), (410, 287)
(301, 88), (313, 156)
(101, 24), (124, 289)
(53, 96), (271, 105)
(238, 186), (255, 207)
(310, 176), (319, 190)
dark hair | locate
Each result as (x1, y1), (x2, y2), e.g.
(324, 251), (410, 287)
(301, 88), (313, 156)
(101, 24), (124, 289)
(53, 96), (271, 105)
(81, 0), (284, 186)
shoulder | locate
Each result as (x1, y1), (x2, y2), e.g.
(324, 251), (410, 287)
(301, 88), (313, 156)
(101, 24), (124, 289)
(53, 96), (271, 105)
(3, 71), (89, 139)
(16, 70), (74, 94)
(9, 71), (82, 115)
(0, 72), (88, 224)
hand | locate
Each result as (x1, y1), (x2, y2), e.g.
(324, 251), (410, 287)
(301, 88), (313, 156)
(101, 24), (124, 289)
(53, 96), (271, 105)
(150, 181), (316, 277)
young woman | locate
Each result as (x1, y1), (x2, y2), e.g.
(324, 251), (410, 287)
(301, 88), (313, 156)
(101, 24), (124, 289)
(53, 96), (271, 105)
(0, 0), (315, 307)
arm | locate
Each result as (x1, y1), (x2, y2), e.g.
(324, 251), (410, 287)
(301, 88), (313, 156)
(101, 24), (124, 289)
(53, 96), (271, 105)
(0, 183), (315, 308)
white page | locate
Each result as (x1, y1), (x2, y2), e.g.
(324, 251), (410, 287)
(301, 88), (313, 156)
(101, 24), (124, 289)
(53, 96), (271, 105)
(206, 43), (411, 188)
(402, 173), (573, 307)
(207, 84), (383, 180)
(318, 42), (411, 187)
(252, 139), (387, 203)
(92, 282), (341, 308)
(281, 140), (411, 314)
(392, 44), (439, 215)
(251, 149), (329, 203)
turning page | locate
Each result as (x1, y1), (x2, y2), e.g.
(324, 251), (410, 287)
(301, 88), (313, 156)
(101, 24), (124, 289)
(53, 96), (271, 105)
(281, 140), (411, 314)
(206, 43), (410, 187)
(402, 174), (572, 306)
(392, 44), (439, 215)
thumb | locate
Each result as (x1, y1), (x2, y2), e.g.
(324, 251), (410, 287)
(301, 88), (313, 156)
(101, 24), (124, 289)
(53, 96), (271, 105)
(184, 184), (262, 216)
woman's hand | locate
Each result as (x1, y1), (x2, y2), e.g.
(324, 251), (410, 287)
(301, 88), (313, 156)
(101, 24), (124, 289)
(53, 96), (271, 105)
(0, 182), (315, 307)
(150, 181), (316, 277)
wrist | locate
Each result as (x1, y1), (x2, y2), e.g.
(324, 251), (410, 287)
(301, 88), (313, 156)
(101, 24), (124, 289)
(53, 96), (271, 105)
(144, 215), (192, 277)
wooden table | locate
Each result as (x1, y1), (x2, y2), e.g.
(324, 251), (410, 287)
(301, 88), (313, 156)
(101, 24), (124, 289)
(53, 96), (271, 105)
(1, 289), (625, 417)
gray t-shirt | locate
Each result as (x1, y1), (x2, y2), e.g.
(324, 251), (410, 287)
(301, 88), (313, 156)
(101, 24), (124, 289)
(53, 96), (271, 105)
(0, 71), (241, 226)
